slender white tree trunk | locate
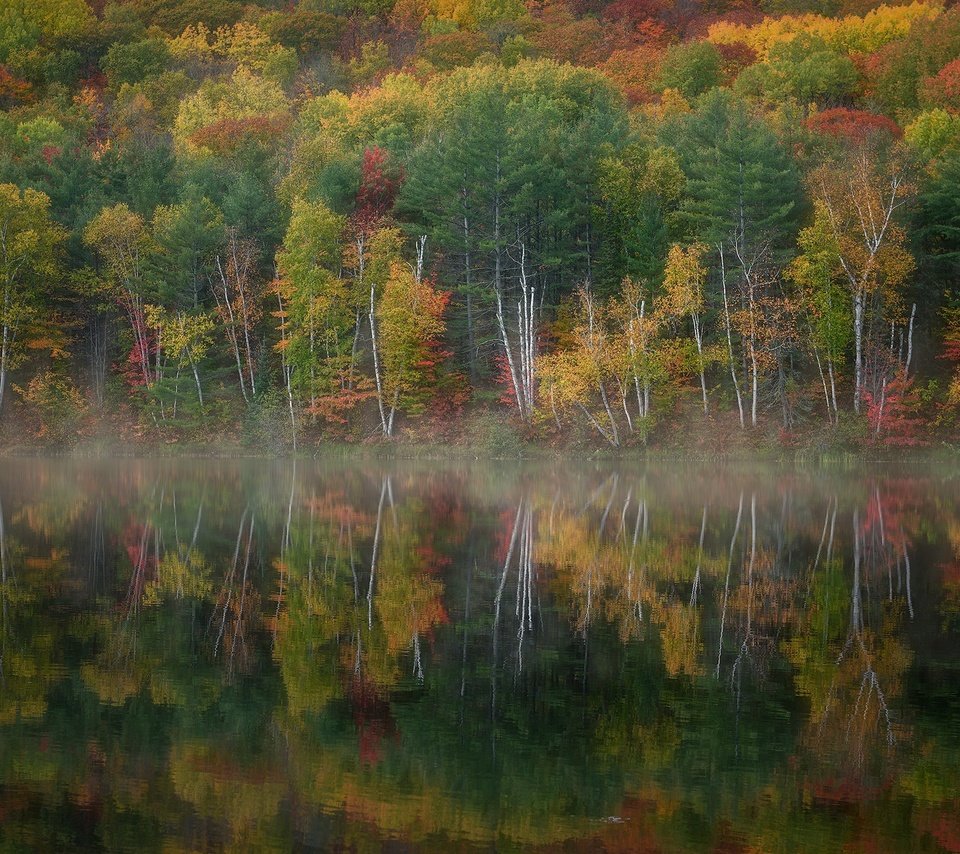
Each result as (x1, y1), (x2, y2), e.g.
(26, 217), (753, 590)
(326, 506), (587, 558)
(719, 246), (744, 428)
(853, 288), (864, 414)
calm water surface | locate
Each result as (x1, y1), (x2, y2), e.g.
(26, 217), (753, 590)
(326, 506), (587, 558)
(0, 458), (958, 852)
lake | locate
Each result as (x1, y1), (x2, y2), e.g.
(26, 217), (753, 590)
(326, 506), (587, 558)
(0, 458), (957, 852)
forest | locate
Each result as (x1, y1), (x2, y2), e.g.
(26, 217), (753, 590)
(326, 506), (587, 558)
(1, 0), (960, 450)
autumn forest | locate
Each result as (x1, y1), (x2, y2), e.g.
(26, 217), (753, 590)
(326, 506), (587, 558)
(2, 0), (960, 450)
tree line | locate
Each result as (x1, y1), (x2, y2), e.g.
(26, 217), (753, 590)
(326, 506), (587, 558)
(1, 0), (960, 447)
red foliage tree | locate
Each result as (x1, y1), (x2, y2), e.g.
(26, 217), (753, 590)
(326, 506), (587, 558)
(0, 66), (31, 110)
(922, 58), (960, 114)
(862, 371), (928, 446)
(806, 108), (902, 145)
(353, 146), (402, 234)
(188, 114), (293, 156)
(602, 0), (665, 32)
(716, 41), (757, 82)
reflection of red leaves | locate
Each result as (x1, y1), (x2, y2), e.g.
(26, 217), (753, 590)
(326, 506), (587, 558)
(860, 486), (912, 552)
(306, 490), (374, 532)
(349, 676), (398, 766)
(916, 803), (960, 852)
(807, 776), (884, 806)
(941, 562), (960, 586)
(120, 522), (156, 606)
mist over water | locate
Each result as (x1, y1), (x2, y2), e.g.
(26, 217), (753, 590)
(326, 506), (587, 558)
(0, 458), (957, 852)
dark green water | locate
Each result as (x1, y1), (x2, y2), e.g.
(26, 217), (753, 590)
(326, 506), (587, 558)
(0, 459), (958, 852)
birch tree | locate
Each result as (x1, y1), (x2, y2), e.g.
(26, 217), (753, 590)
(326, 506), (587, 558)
(210, 228), (263, 404)
(661, 242), (710, 415)
(807, 153), (914, 413)
(375, 261), (449, 436)
(673, 90), (801, 427)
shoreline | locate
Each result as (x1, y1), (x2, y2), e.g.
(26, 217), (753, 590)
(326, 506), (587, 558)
(2, 437), (957, 467)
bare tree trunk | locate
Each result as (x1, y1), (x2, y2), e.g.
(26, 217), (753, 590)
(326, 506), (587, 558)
(828, 357), (838, 418)
(277, 290), (297, 452)
(0, 320), (9, 413)
(599, 382), (620, 448)
(496, 286), (525, 421)
(368, 478), (388, 629)
(213, 255), (248, 404)
(90, 314), (108, 409)
(691, 503), (707, 606)
(231, 238), (256, 398)
(874, 376), (887, 439)
(362, 234), (390, 438)
(853, 289), (864, 414)
(719, 246), (744, 428)
(814, 346), (832, 425)
(577, 402), (618, 447)
(348, 309), (362, 389)
(905, 302), (916, 377)
(693, 313), (708, 415)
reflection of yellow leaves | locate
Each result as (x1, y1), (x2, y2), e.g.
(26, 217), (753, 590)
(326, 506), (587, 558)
(81, 661), (142, 706)
(23, 548), (69, 571)
(657, 602), (703, 678)
(169, 743), (284, 832)
(0, 635), (62, 724)
(143, 551), (212, 606)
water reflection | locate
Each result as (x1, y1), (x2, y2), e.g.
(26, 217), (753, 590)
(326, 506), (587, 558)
(0, 459), (957, 852)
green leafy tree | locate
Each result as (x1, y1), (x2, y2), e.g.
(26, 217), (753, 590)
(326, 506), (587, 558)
(0, 184), (66, 412)
(656, 42), (723, 100)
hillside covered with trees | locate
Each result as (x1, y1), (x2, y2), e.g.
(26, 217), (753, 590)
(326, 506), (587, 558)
(2, 0), (960, 451)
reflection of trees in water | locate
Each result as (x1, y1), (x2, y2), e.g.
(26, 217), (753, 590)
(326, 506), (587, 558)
(0, 461), (953, 850)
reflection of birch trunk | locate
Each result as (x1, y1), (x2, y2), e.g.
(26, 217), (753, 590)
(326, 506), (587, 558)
(903, 542), (913, 620)
(515, 505), (535, 672)
(274, 465), (296, 640)
(212, 507), (251, 661)
(626, 498), (645, 625)
(412, 631), (423, 682)
(367, 477), (388, 630)
(730, 494), (757, 687)
(228, 513), (255, 668)
(690, 504), (707, 606)
(492, 500), (524, 726)
(716, 492), (744, 679)
(460, 559), (473, 710)
(0, 494), (7, 650)
(820, 510), (895, 751)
